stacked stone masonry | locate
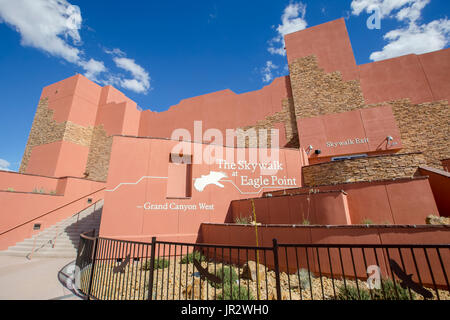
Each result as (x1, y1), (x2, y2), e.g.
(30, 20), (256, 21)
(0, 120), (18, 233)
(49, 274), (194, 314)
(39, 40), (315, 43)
(19, 98), (94, 172)
(302, 152), (427, 187)
(289, 55), (449, 168)
(85, 126), (113, 182)
(19, 98), (113, 181)
(235, 97), (298, 148)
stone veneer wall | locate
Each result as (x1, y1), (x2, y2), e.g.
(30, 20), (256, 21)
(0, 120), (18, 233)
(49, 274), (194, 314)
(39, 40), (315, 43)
(289, 56), (365, 118)
(235, 97), (298, 148)
(288, 55), (449, 168)
(19, 98), (94, 172)
(20, 98), (113, 181)
(302, 152), (426, 187)
(84, 126), (113, 181)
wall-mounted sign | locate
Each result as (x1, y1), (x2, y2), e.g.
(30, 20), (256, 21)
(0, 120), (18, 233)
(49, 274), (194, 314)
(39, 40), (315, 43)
(326, 137), (369, 148)
(139, 202), (215, 211)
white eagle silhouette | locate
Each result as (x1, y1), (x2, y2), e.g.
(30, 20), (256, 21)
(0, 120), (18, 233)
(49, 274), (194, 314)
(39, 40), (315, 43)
(194, 171), (227, 192)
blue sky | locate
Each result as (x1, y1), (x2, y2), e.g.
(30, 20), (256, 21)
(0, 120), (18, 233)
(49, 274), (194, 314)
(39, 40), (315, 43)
(0, 0), (449, 171)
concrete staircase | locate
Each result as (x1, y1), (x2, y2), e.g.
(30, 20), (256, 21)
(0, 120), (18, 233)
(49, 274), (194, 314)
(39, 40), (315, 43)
(0, 200), (103, 258)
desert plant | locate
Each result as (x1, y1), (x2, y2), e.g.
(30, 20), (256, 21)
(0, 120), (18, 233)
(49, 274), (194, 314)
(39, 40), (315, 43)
(337, 284), (371, 300)
(209, 265), (239, 289)
(49, 190), (56, 195)
(371, 279), (415, 300)
(180, 251), (206, 264)
(32, 187), (46, 194)
(211, 266), (254, 300)
(218, 283), (253, 300)
(361, 218), (374, 225)
(298, 268), (313, 289)
(6, 187), (14, 192)
(234, 216), (253, 225)
(141, 258), (169, 270)
(337, 278), (415, 300)
(302, 219), (310, 225)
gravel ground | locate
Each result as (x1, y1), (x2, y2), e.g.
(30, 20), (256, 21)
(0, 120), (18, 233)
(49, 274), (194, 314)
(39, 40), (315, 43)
(83, 257), (450, 301)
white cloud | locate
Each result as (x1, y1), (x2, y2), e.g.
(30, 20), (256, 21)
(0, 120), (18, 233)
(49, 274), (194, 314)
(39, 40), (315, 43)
(104, 50), (151, 94)
(261, 61), (278, 83)
(0, 159), (11, 171)
(370, 19), (450, 61)
(351, 0), (450, 61)
(104, 47), (125, 57)
(351, 0), (416, 18)
(0, 0), (151, 94)
(395, 0), (429, 22)
(0, 0), (82, 63)
(82, 58), (106, 83)
(268, 2), (308, 56)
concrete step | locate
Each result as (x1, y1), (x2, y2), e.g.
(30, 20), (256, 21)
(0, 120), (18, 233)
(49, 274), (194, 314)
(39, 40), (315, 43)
(29, 234), (84, 241)
(13, 242), (77, 250)
(31, 230), (96, 237)
(46, 219), (101, 228)
(7, 246), (77, 253)
(0, 250), (77, 258)
(41, 225), (101, 233)
(20, 238), (80, 245)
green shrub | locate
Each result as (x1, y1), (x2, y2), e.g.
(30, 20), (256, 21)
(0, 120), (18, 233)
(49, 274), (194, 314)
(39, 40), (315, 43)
(32, 187), (46, 194)
(361, 218), (374, 225)
(218, 283), (253, 300)
(180, 251), (206, 264)
(212, 266), (253, 300)
(372, 279), (414, 300)
(234, 216), (253, 225)
(337, 279), (415, 300)
(302, 219), (310, 225)
(337, 284), (371, 300)
(141, 258), (169, 270)
(6, 187), (14, 192)
(298, 268), (313, 289)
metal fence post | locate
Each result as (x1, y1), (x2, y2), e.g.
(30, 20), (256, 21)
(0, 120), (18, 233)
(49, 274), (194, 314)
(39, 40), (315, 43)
(272, 238), (282, 300)
(87, 237), (99, 300)
(148, 237), (157, 300)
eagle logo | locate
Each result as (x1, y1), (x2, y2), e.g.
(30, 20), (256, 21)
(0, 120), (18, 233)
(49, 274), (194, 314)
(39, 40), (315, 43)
(194, 171), (227, 192)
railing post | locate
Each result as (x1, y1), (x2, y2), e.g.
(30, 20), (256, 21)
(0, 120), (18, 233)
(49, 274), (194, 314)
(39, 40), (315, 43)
(272, 238), (282, 300)
(147, 237), (157, 300)
(86, 237), (99, 300)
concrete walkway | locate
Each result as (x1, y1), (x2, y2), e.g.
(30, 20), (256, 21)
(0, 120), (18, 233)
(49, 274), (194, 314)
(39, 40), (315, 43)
(0, 255), (82, 300)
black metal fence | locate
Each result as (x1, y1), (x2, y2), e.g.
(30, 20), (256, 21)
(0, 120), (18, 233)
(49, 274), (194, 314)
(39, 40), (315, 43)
(75, 232), (450, 300)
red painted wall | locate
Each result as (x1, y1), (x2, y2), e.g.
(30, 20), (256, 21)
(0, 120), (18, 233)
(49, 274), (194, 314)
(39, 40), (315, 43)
(285, 18), (359, 81)
(231, 191), (351, 225)
(0, 170), (59, 193)
(297, 105), (402, 162)
(419, 167), (450, 217)
(99, 136), (304, 243)
(138, 77), (292, 146)
(0, 173), (105, 250)
(261, 178), (438, 225)
(442, 159), (450, 172)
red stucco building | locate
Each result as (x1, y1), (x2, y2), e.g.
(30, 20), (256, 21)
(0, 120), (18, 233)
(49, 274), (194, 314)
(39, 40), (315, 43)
(1, 18), (449, 253)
